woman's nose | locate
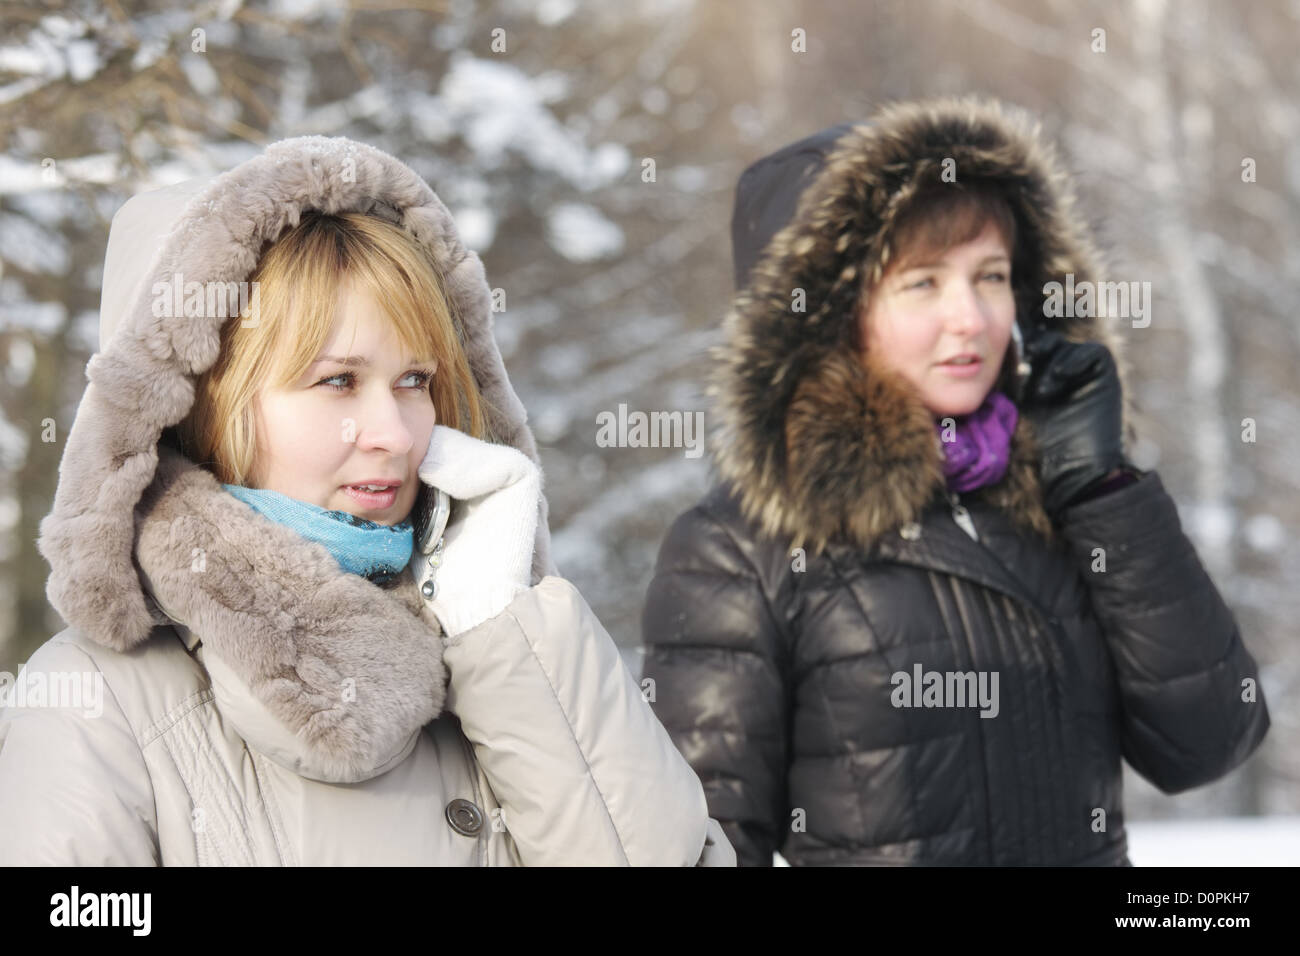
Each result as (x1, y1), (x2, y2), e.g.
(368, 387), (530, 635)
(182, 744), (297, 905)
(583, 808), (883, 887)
(943, 280), (991, 334)
(354, 392), (415, 456)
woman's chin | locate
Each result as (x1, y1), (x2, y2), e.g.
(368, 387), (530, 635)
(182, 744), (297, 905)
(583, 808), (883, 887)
(925, 393), (989, 419)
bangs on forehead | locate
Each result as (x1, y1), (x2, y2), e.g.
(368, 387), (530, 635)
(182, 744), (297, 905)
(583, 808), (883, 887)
(884, 181), (1018, 278)
(338, 254), (446, 364)
(263, 258), (349, 388)
(260, 214), (448, 386)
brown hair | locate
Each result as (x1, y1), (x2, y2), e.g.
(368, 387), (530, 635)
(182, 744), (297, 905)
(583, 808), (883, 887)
(879, 179), (1018, 280)
(175, 210), (493, 486)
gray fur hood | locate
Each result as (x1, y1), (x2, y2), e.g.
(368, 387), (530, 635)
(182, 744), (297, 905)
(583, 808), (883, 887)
(36, 136), (557, 781)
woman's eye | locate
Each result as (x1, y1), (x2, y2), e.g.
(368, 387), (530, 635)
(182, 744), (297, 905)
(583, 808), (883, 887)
(905, 277), (934, 290)
(315, 370), (432, 391)
(316, 372), (354, 391)
(982, 271), (1008, 283)
(399, 370), (433, 389)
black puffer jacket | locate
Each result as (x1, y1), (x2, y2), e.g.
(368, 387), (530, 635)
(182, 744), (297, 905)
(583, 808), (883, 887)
(641, 96), (1270, 866)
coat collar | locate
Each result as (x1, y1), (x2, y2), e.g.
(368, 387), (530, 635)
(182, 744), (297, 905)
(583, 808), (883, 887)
(712, 95), (1138, 554)
(134, 443), (446, 783)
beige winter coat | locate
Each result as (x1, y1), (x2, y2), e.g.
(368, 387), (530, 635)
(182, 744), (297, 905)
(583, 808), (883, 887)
(0, 136), (733, 866)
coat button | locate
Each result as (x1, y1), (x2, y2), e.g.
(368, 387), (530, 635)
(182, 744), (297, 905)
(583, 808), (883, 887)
(899, 521), (922, 540)
(445, 798), (484, 837)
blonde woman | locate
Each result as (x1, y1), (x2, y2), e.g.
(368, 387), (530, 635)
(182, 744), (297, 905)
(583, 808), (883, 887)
(0, 136), (733, 866)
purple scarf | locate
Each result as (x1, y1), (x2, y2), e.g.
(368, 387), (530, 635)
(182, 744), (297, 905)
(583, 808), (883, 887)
(935, 391), (1018, 493)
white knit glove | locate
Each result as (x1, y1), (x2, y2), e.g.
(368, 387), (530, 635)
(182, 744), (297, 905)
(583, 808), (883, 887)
(416, 425), (540, 638)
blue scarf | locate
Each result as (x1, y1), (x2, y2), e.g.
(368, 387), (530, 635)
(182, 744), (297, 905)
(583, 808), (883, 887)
(222, 484), (414, 585)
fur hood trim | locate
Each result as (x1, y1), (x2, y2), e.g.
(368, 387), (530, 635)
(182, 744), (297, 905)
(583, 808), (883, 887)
(39, 136), (555, 657)
(712, 95), (1138, 553)
(135, 444), (443, 782)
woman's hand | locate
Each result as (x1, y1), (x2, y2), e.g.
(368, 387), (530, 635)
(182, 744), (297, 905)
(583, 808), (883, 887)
(1019, 328), (1132, 519)
(416, 424), (540, 638)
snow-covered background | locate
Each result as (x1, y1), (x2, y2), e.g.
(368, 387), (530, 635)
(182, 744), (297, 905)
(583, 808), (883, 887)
(773, 817), (1300, 864)
(2, 0), (1297, 833)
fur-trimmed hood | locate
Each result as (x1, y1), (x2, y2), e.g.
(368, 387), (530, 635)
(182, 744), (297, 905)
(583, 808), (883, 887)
(37, 136), (556, 781)
(712, 95), (1139, 554)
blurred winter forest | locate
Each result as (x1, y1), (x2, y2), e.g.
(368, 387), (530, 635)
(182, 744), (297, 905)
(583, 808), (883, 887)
(1, 0), (1296, 829)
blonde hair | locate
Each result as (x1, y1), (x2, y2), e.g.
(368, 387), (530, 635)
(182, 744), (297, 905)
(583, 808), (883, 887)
(175, 210), (492, 486)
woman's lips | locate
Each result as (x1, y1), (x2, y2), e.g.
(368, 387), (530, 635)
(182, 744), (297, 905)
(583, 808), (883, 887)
(936, 358), (983, 378)
(341, 485), (399, 510)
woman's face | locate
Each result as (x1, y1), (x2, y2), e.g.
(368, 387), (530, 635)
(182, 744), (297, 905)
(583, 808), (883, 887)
(857, 221), (1015, 419)
(250, 282), (438, 525)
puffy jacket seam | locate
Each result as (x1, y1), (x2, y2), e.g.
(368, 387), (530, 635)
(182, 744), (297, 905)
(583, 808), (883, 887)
(156, 721), (230, 866)
(816, 552), (883, 668)
(1122, 711), (1201, 776)
(647, 641), (780, 661)
(823, 731), (964, 758)
(497, 597), (633, 866)
(865, 822), (980, 847)
(1089, 587), (1208, 621)
(47, 640), (146, 747)
(669, 726), (783, 747)
(248, 750), (295, 866)
(694, 502), (794, 663)
(793, 823), (981, 862)
(652, 566), (761, 585)
(1110, 622), (1244, 685)
(1059, 471), (1160, 524)
(800, 641), (944, 674)
(195, 720), (269, 866)
(674, 724), (784, 739)
(1122, 652), (1260, 792)
(50, 641), (162, 853)
(688, 501), (795, 858)
(140, 688), (217, 747)
(187, 709), (271, 866)
(817, 550), (880, 848)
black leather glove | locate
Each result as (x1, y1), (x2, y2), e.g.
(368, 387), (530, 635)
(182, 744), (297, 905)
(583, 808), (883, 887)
(1019, 328), (1132, 519)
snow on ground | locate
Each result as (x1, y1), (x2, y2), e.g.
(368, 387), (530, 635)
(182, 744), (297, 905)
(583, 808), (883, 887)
(1124, 816), (1300, 866)
(766, 817), (1300, 866)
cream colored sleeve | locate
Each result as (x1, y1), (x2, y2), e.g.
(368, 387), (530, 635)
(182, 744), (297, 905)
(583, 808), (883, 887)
(441, 576), (713, 866)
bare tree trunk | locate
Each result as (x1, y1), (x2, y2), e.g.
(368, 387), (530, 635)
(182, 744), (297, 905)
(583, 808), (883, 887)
(1131, 0), (1236, 582)
(4, 327), (67, 666)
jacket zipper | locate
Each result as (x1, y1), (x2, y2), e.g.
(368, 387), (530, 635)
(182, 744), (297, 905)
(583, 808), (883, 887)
(944, 490), (1064, 636)
(947, 490), (980, 542)
(940, 487), (1066, 865)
